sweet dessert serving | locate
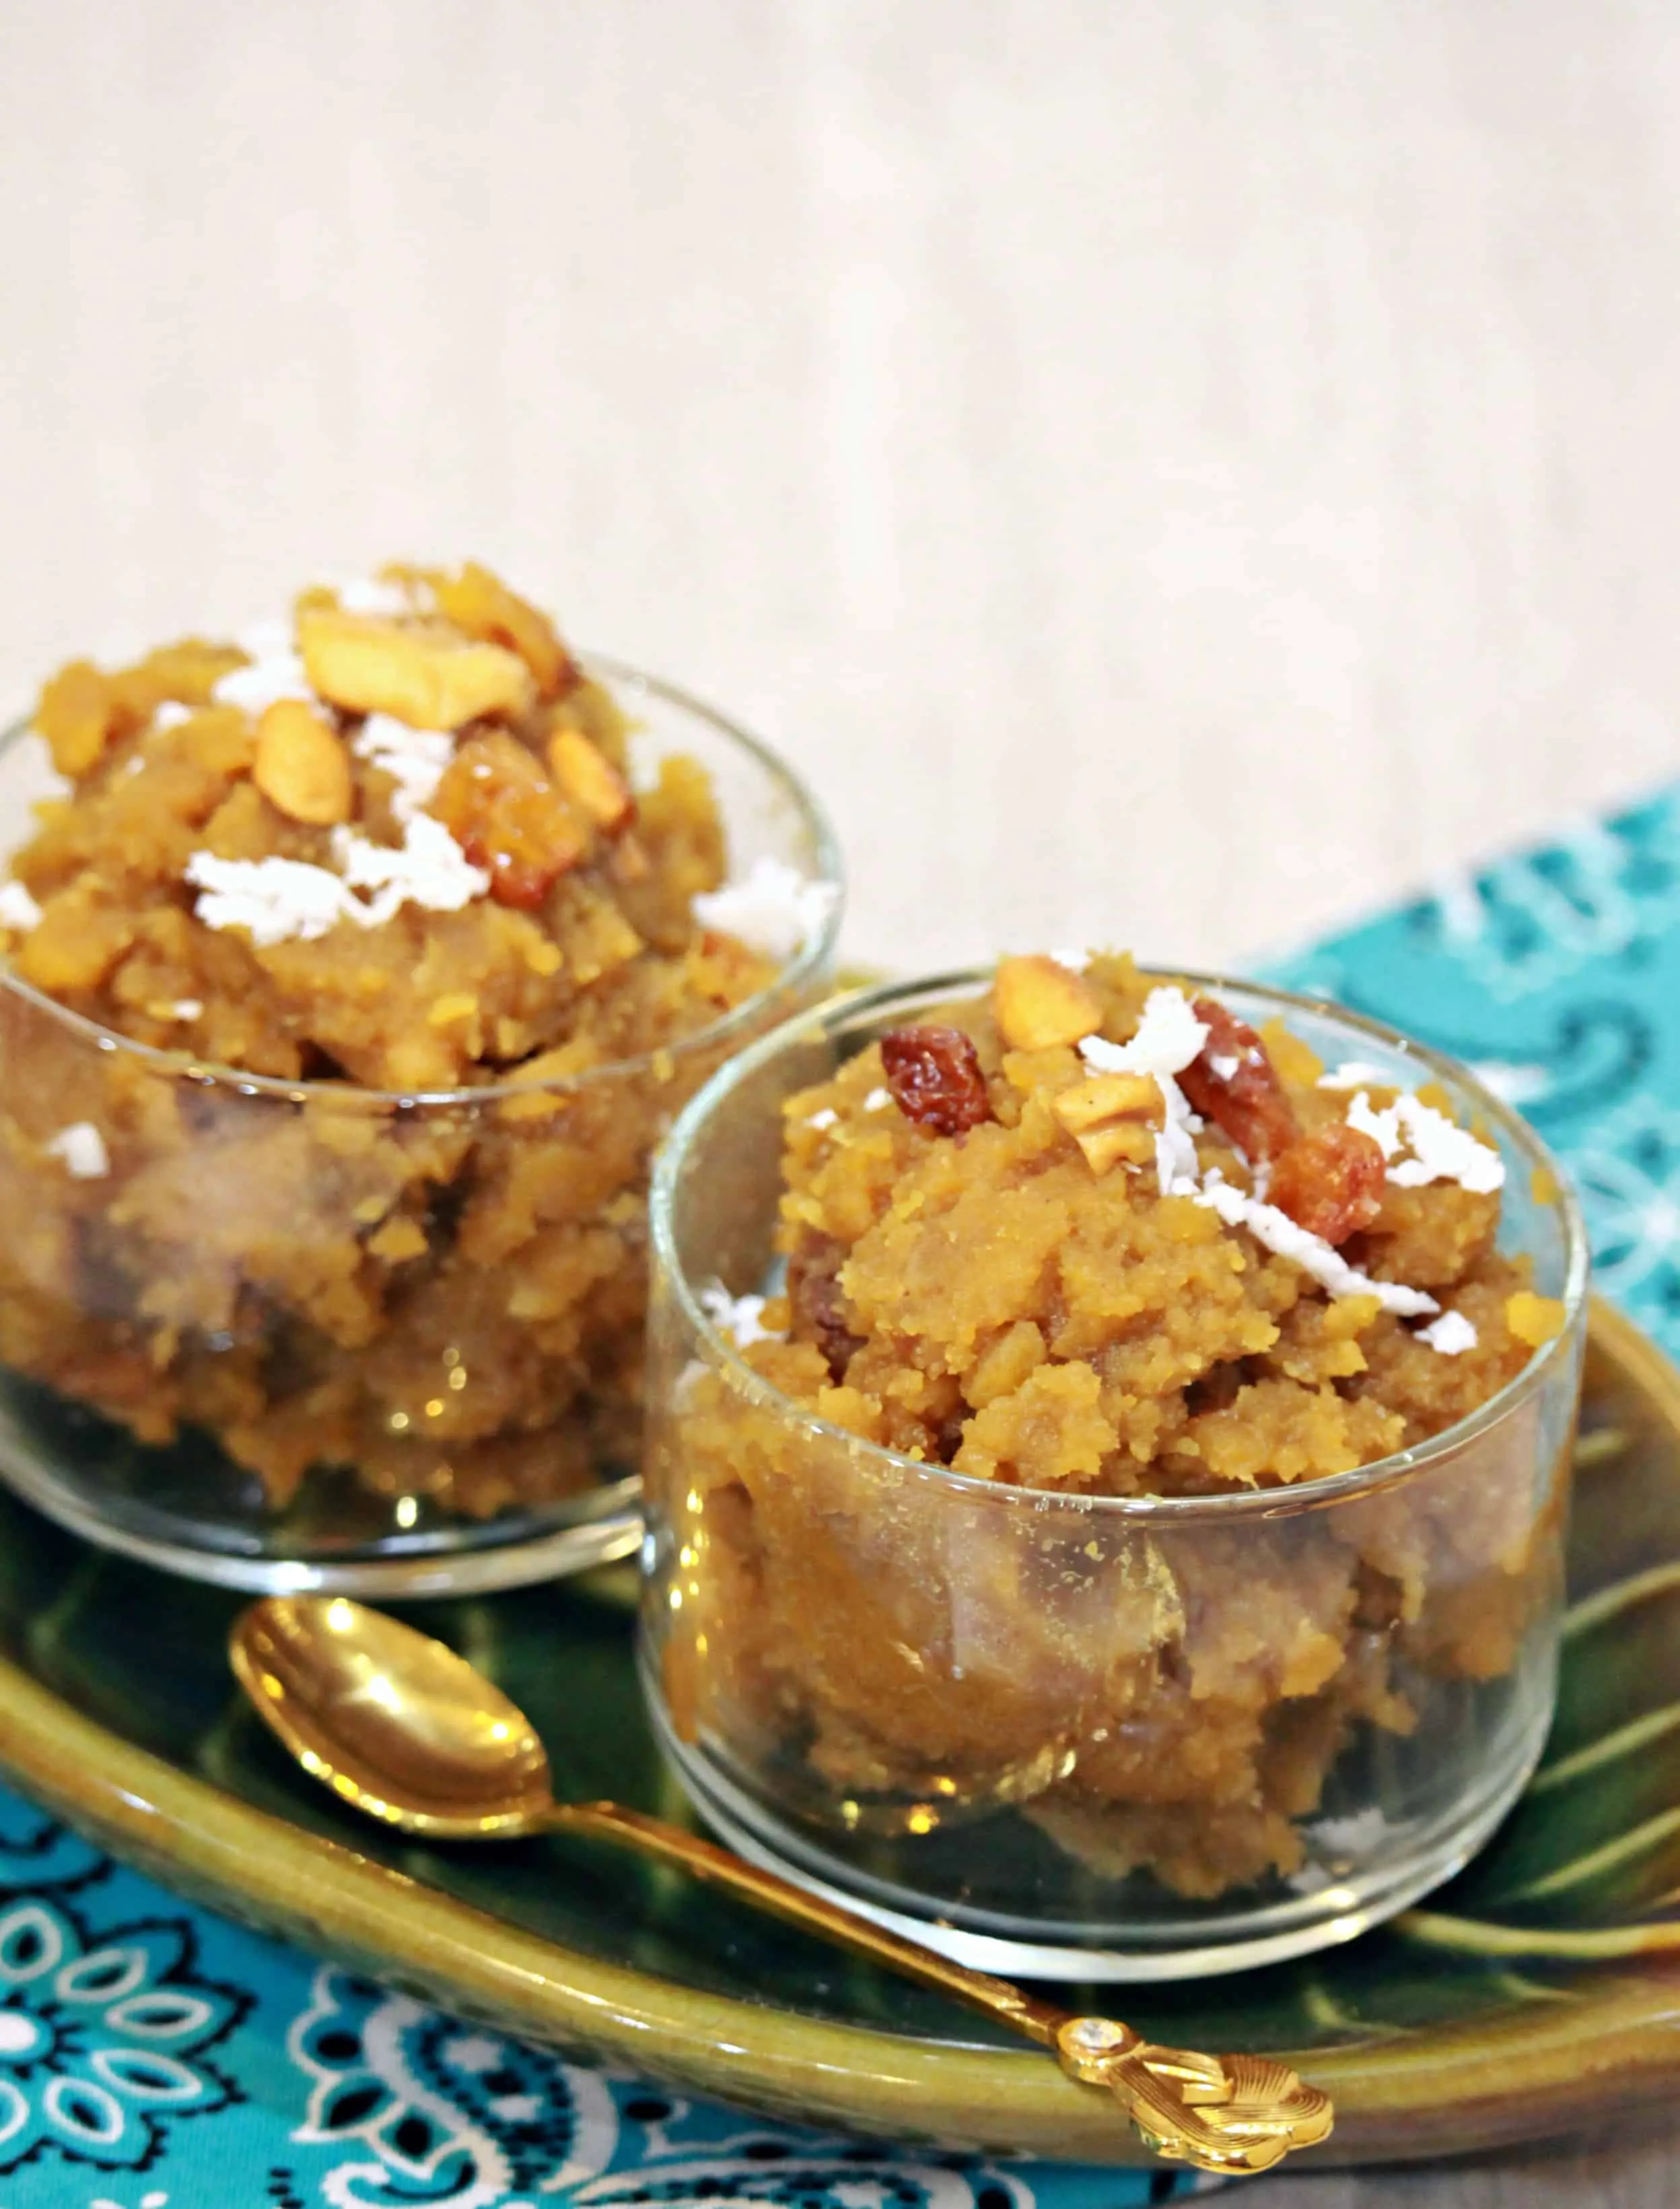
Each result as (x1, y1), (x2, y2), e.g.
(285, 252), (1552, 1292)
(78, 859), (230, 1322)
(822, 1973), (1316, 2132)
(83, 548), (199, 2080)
(0, 564), (839, 1585)
(641, 958), (1587, 1975)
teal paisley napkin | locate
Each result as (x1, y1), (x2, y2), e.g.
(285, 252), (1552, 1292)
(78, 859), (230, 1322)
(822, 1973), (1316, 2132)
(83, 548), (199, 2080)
(1266, 791), (1680, 1354)
(0, 786), (1675, 2208)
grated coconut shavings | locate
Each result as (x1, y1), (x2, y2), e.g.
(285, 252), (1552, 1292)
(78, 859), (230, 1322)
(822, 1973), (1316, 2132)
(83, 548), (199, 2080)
(1067, 989), (1475, 1343)
(46, 1122), (110, 1180)
(0, 882), (41, 932)
(1080, 985), (1210, 1197)
(1416, 1310), (1479, 1356)
(698, 1279), (781, 1349)
(691, 856), (838, 962)
(213, 652), (314, 717)
(353, 714), (456, 824)
(1193, 1172), (1440, 1319)
(1345, 1090), (1504, 1194)
(331, 574), (430, 619)
(186, 819), (489, 946)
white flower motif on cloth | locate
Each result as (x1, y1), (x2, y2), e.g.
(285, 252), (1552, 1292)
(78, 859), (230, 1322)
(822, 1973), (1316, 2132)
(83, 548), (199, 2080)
(1422, 799), (1680, 1004)
(285, 1969), (1050, 2209)
(1566, 1096), (1680, 1305)
(290, 1969), (619, 2206)
(0, 1891), (244, 2182)
(565, 2152), (1037, 2208)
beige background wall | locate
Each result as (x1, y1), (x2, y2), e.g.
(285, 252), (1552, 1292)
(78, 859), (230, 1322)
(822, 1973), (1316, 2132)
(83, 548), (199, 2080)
(5, 2), (1680, 981)
(1, 3), (1677, 2198)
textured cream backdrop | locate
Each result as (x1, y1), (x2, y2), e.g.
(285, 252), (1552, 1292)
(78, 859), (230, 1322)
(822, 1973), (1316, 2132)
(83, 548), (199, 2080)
(2, 2), (1678, 2197)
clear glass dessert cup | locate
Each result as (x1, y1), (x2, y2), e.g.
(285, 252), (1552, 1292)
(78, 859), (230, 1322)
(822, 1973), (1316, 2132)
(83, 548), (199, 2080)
(641, 970), (1590, 1980)
(0, 660), (841, 1594)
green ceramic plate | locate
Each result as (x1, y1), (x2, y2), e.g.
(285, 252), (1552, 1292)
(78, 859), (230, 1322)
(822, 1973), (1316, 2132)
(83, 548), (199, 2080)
(0, 1300), (1675, 2171)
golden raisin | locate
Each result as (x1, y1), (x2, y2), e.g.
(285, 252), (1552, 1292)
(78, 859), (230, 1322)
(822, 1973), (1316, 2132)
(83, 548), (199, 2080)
(1269, 1124), (1387, 1244)
(880, 1025), (993, 1137)
(1180, 996), (1300, 1164)
(429, 730), (588, 909)
(548, 725), (633, 829)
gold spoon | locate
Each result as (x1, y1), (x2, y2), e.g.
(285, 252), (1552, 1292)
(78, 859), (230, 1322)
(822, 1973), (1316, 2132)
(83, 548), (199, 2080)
(230, 1594), (1331, 2177)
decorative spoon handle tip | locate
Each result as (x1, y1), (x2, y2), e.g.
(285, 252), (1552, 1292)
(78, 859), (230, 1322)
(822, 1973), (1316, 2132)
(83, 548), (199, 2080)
(1055, 2019), (1333, 2173)
(557, 1802), (1333, 2173)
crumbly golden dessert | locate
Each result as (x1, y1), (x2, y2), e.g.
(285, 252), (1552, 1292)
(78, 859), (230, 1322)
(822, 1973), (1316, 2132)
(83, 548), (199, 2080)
(0, 563), (831, 1515)
(658, 955), (1572, 1898)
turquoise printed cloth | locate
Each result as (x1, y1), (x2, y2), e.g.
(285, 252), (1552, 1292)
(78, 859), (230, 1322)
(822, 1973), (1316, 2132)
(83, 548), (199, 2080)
(0, 788), (1675, 2208)
(1267, 790), (1680, 1354)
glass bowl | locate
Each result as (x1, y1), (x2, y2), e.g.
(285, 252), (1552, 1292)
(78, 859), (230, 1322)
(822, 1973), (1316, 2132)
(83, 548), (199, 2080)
(640, 969), (1590, 1980)
(0, 659), (842, 1594)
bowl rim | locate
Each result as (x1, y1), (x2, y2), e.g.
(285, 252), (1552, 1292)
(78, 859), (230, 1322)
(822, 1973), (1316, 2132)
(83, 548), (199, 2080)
(0, 654), (845, 1108)
(650, 962), (1592, 1524)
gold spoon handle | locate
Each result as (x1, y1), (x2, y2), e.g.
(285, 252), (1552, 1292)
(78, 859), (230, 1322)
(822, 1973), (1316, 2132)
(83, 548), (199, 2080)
(547, 1799), (1333, 2175)
(547, 1797), (1063, 2040)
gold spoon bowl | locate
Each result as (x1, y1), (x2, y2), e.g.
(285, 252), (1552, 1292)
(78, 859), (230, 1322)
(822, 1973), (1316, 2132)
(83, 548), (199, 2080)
(230, 1592), (1333, 2177)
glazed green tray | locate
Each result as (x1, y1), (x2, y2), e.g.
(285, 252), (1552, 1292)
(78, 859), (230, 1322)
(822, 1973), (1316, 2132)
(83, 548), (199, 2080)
(0, 1300), (1675, 2170)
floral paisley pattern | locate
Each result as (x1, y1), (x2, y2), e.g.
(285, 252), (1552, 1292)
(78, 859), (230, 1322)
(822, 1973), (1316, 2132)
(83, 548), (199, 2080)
(0, 1899), (245, 2175)
(1550, 1095), (1680, 1319)
(0, 1802), (245, 2189)
(289, 1967), (619, 2206)
(278, 1965), (1075, 2209)
(0, 1804), (1193, 2209)
(1409, 797), (1680, 1005)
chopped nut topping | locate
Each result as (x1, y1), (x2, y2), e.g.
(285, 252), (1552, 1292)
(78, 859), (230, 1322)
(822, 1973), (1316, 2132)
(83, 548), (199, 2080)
(298, 607), (534, 729)
(429, 561), (577, 697)
(252, 699), (353, 825)
(879, 1024), (993, 1137)
(1268, 1123), (1387, 1244)
(547, 726), (633, 830)
(1179, 996), (1300, 1164)
(993, 954), (1105, 1051)
(1051, 1071), (1162, 1174)
(429, 730), (588, 909)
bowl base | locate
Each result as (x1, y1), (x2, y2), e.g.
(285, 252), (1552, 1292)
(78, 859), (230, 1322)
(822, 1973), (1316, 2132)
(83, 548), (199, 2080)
(652, 1693), (1549, 1984)
(0, 1377), (642, 1594)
